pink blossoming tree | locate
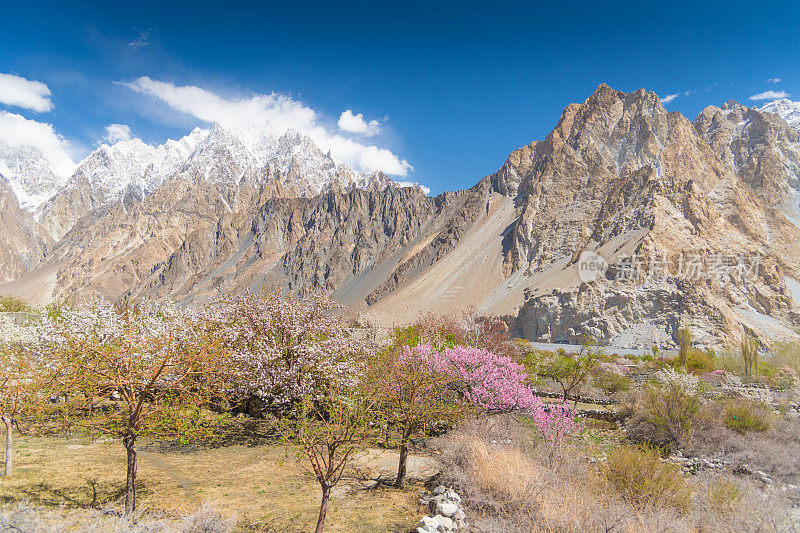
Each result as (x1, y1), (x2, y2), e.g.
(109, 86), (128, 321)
(401, 344), (582, 463)
(411, 345), (537, 411)
(370, 345), (472, 487)
(527, 400), (583, 462)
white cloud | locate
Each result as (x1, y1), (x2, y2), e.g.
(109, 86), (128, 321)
(123, 76), (412, 176)
(338, 109), (381, 136)
(0, 111), (75, 176)
(129, 29), (151, 50)
(766, 77), (781, 83)
(661, 93), (679, 104)
(749, 90), (790, 101)
(0, 73), (53, 112)
(104, 123), (133, 143)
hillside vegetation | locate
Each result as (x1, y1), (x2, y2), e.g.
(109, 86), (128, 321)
(0, 294), (799, 532)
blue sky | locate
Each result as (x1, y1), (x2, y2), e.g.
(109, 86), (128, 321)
(1, 0), (798, 194)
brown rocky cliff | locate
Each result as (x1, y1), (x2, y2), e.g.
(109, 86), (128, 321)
(0, 179), (52, 283)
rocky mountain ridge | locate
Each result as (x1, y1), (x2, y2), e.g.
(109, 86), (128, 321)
(508, 86), (800, 347)
(2, 84), (800, 348)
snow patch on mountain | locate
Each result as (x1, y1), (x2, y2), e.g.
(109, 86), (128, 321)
(780, 187), (800, 231)
(785, 277), (800, 308)
(760, 99), (800, 129)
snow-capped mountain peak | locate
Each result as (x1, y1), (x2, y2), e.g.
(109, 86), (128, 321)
(759, 98), (800, 129)
(173, 123), (387, 195)
(0, 139), (73, 211)
(65, 128), (210, 203)
(69, 138), (158, 199)
(5, 119), (416, 219)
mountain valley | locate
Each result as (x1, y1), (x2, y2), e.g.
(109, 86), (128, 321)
(3, 84), (800, 349)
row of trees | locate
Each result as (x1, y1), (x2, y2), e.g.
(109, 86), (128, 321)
(0, 295), (580, 533)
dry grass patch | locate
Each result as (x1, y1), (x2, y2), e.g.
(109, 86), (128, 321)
(0, 500), (236, 532)
(705, 478), (742, 516)
(0, 434), (422, 532)
(461, 436), (539, 509)
(436, 414), (797, 532)
(600, 444), (692, 512)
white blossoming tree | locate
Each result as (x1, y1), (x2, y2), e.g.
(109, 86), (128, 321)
(42, 300), (230, 515)
(218, 291), (372, 532)
(0, 311), (62, 478)
(216, 292), (366, 410)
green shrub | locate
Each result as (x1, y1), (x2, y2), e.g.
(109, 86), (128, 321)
(518, 349), (546, 387)
(755, 360), (776, 377)
(624, 383), (704, 448)
(598, 352), (618, 363)
(0, 295), (31, 312)
(666, 356), (682, 369)
(592, 372), (632, 394)
(714, 351), (743, 374)
(687, 349), (716, 372)
(393, 324), (421, 346)
(536, 340), (600, 399)
(44, 299), (73, 321)
(772, 342), (800, 375)
(723, 400), (771, 434)
(601, 444), (692, 511)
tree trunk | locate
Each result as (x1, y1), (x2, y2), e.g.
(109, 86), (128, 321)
(2, 416), (11, 476)
(123, 434), (137, 514)
(315, 484), (331, 533)
(395, 434), (409, 488)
